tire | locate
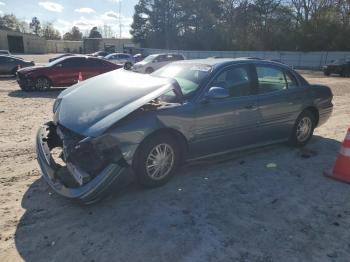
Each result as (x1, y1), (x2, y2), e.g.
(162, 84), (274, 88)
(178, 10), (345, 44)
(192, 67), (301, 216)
(323, 71), (330, 76)
(34, 77), (51, 91)
(11, 67), (18, 76)
(124, 62), (132, 70)
(133, 134), (180, 187)
(289, 110), (316, 147)
(145, 67), (154, 74)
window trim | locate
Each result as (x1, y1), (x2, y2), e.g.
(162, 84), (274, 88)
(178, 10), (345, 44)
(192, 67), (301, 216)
(198, 63), (257, 102)
(254, 64), (299, 95)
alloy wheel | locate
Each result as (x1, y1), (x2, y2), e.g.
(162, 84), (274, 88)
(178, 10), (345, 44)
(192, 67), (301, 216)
(145, 143), (175, 180)
(296, 117), (312, 142)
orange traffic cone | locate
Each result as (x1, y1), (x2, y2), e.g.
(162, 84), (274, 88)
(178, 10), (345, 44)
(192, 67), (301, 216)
(78, 72), (83, 82)
(324, 127), (350, 183)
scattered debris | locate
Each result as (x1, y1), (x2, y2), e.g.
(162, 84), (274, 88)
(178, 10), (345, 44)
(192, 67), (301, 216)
(271, 199), (278, 204)
(298, 148), (318, 159)
(266, 163), (277, 168)
(239, 160), (246, 165)
(327, 251), (338, 258)
(178, 188), (182, 191)
(182, 209), (190, 215)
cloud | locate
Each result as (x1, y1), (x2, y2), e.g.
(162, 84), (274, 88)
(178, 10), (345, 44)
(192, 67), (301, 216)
(74, 7), (95, 14)
(0, 2), (5, 6)
(54, 12), (133, 38)
(38, 1), (64, 13)
(101, 11), (120, 20)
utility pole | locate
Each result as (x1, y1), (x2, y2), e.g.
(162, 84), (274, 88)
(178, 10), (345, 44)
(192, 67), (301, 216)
(119, 1), (122, 38)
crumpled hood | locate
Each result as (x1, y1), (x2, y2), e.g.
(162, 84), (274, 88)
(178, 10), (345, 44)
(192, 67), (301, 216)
(56, 69), (176, 137)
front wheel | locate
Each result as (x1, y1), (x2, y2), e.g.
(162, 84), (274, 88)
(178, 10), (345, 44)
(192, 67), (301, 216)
(124, 62), (132, 70)
(289, 111), (315, 147)
(133, 134), (180, 187)
(145, 67), (154, 74)
(35, 77), (51, 91)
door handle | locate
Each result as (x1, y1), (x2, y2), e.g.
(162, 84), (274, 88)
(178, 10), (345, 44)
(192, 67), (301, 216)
(244, 105), (256, 109)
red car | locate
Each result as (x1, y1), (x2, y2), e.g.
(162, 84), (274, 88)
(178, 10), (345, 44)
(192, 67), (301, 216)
(17, 55), (121, 91)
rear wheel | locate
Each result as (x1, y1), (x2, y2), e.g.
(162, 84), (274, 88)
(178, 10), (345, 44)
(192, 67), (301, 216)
(323, 71), (330, 76)
(133, 134), (180, 187)
(289, 110), (316, 147)
(124, 62), (132, 70)
(34, 77), (51, 91)
(145, 67), (154, 74)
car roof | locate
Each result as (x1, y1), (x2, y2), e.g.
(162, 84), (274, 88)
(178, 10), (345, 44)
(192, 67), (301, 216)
(173, 57), (287, 68)
(0, 54), (21, 59)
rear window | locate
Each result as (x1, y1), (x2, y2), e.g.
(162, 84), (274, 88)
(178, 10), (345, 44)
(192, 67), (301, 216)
(62, 57), (87, 68)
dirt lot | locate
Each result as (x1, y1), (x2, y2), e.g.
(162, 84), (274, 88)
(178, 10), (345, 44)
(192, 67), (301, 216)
(1, 57), (350, 261)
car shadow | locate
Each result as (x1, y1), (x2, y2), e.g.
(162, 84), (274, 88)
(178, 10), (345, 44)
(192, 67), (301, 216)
(14, 135), (345, 261)
(8, 88), (65, 99)
(0, 75), (16, 81)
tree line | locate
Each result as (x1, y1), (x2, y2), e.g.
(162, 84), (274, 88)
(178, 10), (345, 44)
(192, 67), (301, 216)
(130, 0), (350, 51)
(0, 14), (106, 41)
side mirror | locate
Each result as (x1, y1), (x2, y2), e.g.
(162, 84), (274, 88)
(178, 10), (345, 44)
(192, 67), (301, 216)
(204, 87), (230, 101)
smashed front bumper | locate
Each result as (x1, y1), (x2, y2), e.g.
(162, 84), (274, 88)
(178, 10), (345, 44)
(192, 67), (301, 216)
(16, 72), (34, 89)
(36, 122), (132, 204)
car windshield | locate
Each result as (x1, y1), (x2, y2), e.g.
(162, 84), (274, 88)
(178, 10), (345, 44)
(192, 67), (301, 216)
(143, 54), (158, 63)
(152, 63), (212, 97)
(47, 56), (74, 67)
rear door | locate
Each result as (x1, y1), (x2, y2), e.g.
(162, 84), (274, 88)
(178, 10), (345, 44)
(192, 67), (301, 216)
(83, 58), (112, 79)
(254, 64), (304, 142)
(53, 57), (86, 86)
(191, 64), (259, 157)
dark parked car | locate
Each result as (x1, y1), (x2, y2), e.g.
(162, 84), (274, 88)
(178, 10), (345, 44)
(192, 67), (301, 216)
(48, 53), (77, 63)
(0, 50), (11, 56)
(17, 56), (120, 91)
(36, 58), (333, 203)
(323, 59), (350, 76)
(0, 55), (34, 76)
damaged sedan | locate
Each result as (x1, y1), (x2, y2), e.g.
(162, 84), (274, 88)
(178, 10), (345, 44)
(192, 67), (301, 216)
(36, 58), (333, 204)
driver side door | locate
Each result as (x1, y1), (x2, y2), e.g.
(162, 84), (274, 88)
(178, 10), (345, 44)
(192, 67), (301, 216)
(190, 64), (260, 158)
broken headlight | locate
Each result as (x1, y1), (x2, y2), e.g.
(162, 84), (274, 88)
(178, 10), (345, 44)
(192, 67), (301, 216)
(53, 98), (62, 113)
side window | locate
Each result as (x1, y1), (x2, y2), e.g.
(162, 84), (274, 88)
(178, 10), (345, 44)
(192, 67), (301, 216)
(62, 58), (85, 68)
(211, 66), (252, 98)
(176, 55), (184, 60)
(256, 66), (287, 93)
(156, 55), (166, 62)
(85, 58), (102, 67)
(285, 72), (298, 89)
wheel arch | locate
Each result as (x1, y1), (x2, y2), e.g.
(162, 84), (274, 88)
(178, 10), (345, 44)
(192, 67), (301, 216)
(35, 75), (54, 86)
(132, 127), (189, 167)
(303, 106), (319, 126)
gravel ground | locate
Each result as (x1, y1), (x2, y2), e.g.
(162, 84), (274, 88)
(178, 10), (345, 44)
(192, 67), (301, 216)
(0, 57), (350, 262)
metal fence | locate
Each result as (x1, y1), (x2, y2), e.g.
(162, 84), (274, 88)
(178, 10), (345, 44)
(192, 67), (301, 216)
(140, 48), (350, 69)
